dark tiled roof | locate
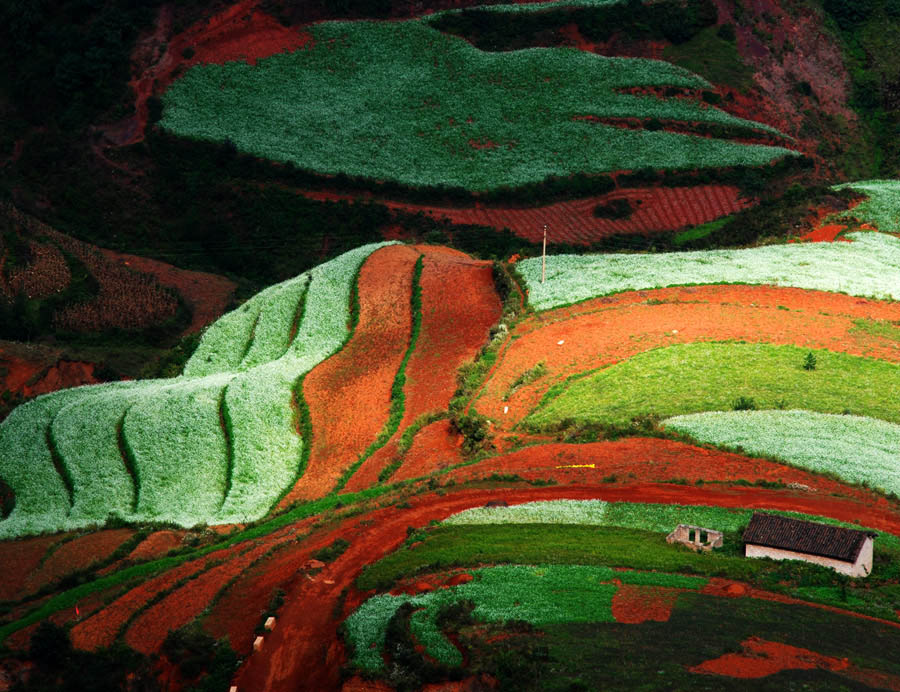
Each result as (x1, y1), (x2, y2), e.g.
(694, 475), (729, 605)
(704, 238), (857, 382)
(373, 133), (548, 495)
(743, 513), (874, 563)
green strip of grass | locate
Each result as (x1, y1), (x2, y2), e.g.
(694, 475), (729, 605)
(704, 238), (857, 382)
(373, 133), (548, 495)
(527, 342), (900, 428)
(357, 524), (900, 621)
(673, 216), (732, 246)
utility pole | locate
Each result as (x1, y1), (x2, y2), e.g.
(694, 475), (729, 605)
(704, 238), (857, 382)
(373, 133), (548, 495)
(541, 224), (547, 284)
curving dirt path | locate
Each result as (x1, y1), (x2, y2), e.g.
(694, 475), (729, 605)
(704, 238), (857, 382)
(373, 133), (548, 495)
(279, 245), (420, 505)
(473, 284), (900, 430)
(233, 482), (900, 692)
(345, 246), (500, 491)
(439, 438), (897, 505)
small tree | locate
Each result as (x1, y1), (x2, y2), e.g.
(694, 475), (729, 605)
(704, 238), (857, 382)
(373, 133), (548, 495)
(803, 351), (817, 371)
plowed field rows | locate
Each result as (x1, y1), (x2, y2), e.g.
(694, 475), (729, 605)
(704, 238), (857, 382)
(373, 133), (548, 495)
(611, 584), (681, 624)
(305, 185), (747, 245)
(69, 542), (249, 651)
(124, 532), (295, 654)
(391, 419), (462, 482)
(22, 529), (133, 595)
(279, 245), (419, 504)
(345, 246), (500, 491)
(0, 535), (61, 602)
(473, 284), (900, 429)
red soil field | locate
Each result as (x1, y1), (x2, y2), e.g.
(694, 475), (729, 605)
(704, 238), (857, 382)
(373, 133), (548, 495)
(124, 0), (312, 146)
(611, 584), (681, 624)
(345, 246), (500, 491)
(442, 438), (897, 504)
(799, 223), (850, 242)
(0, 535), (62, 602)
(69, 540), (251, 651)
(124, 532), (294, 654)
(0, 355), (98, 399)
(100, 250), (236, 335)
(305, 185), (749, 246)
(203, 517), (319, 653)
(690, 636), (849, 678)
(125, 530), (187, 562)
(472, 284), (900, 430)
(391, 419), (463, 482)
(21, 529), (133, 596)
(280, 245), (420, 505)
(235, 483), (900, 692)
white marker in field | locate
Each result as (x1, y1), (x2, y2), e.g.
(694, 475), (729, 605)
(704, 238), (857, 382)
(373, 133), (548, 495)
(542, 224), (548, 284)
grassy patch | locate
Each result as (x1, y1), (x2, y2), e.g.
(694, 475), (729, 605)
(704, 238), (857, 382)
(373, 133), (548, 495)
(673, 216), (732, 246)
(527, 342), (900, 428)
(851, 317), (900, 342)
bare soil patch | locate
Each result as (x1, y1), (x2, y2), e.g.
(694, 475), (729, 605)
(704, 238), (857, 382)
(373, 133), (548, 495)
(346, 246), (499, 491)
(0, 535), (62, 602)
(611, 584), (681, 624)
(280, 245), (419, 504)
(22, 529), (133, 596)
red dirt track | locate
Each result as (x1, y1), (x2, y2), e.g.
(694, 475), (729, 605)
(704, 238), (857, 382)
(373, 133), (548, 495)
(280, 245), (419, 505)
(441, 438), (890, 500)
(345, 246), (500, 491)
(234, 483), (900, 692)
(472, 284), (900, 429)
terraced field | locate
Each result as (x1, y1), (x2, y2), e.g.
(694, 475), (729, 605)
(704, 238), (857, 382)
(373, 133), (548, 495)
(159, 14), (795, 190)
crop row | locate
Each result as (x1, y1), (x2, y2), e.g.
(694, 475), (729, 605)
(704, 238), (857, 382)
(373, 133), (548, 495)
(0, 243), (392, 537)
(529, 342), (900, 428)
(520, 231), (900, 310)
(159, 18), (793, 191)
(345, 564), (706, 671)
(664, 410), (900, 497)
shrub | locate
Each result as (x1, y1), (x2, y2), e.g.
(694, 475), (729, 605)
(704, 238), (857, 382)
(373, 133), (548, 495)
(803, 351), (817, 371)
(452, 412), (493, 457)
(732, 396), (757, 411)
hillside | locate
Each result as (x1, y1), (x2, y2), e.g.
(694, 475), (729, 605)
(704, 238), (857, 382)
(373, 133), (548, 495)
(1, 1), (900, 691)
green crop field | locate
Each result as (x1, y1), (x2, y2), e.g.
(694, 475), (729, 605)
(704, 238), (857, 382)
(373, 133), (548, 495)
(345, 564), (706, 670)
(159, 18), (794, 191)
(519, 231), (900, 311)
(0, 243), (393, 537)
(527, 342), (900, 428)
(664, 410), (900, 496)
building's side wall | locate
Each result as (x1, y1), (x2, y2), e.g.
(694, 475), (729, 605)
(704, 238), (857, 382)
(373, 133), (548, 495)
(745, 544), (865, 577)
(853, 537), (874, 577)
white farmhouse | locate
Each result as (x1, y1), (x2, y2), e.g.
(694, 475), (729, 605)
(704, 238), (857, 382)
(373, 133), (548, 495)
(743, 513), (876, 578)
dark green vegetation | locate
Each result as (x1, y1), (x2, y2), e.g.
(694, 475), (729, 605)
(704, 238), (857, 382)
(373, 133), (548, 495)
(820, 0), (900, 176)
(429, 0), (718, 51)
(372, 594), (900, 691)
(501, 596), (900, 691)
